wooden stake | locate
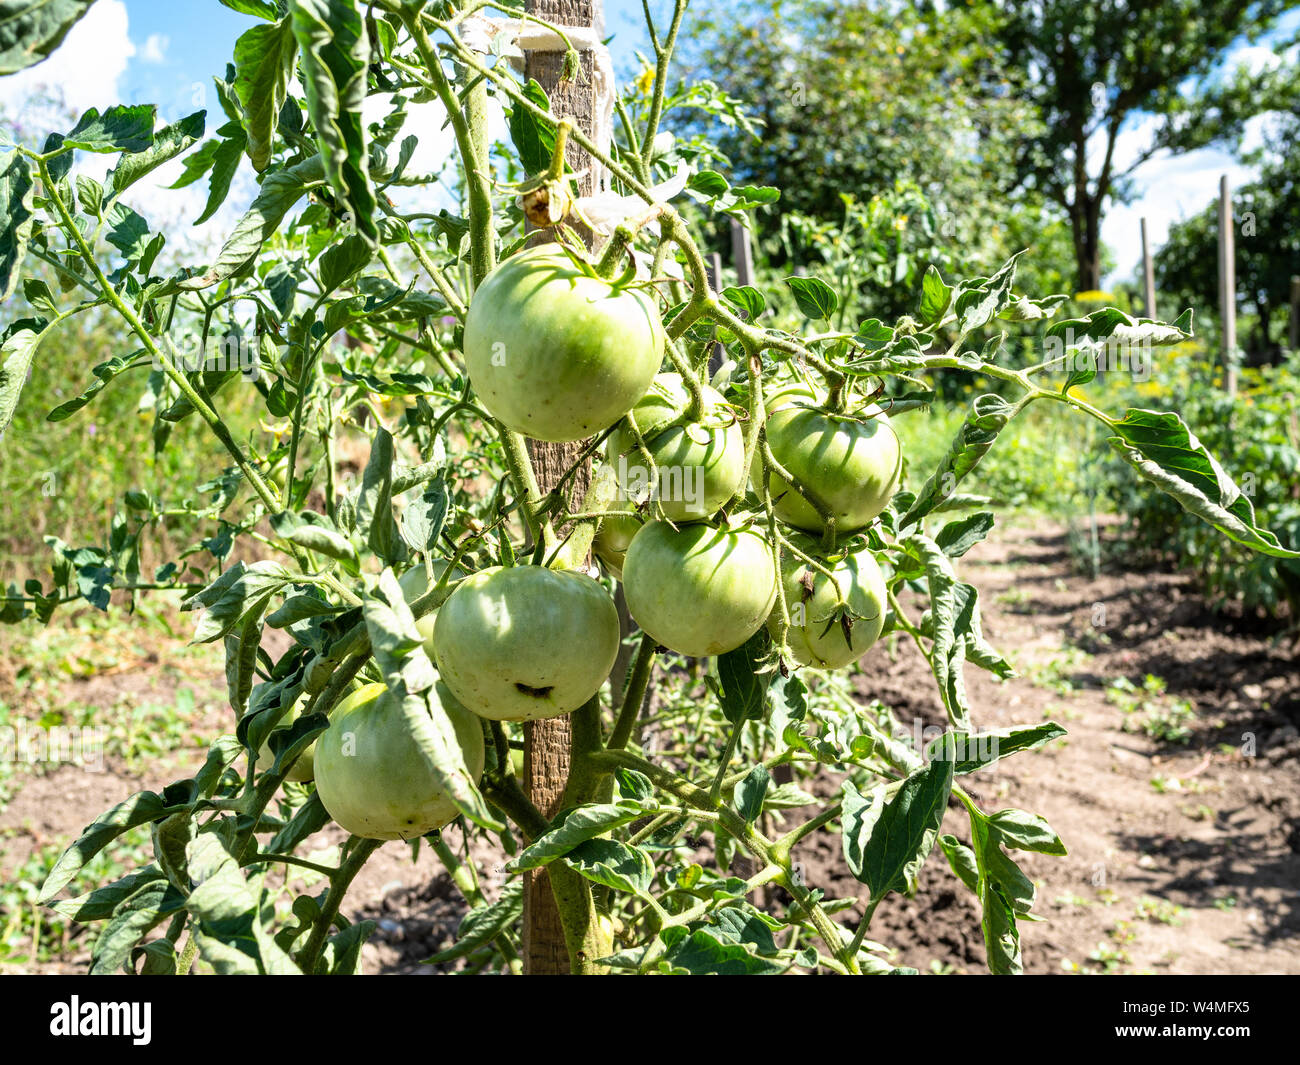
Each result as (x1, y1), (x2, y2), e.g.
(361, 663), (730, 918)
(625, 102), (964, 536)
(1140, 216), (1156, 320)
(730, 218), (754, 287)
(1218, 175), (1237, 397)
(1289, 275), (1299, 352)
(706, 251), (725, 376)
(522, 0), (611, 975)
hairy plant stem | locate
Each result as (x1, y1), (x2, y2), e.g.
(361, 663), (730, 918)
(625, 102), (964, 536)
(296, 837), (382, 973)
(34, 154), (283, 516)
(399, 7), (495, 287)
(587, 748), (860, 973)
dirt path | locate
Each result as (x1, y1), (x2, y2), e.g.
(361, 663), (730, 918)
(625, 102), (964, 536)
(801, 519), (1300, 974)
(3, 520), (1296, 974)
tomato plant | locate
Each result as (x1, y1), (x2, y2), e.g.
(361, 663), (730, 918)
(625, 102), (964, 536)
(314, 681), (486, 840)
(0, 0), (1295, 979)
(463, 245), (665, 442)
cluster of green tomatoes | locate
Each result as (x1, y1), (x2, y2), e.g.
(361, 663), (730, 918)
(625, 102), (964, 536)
(265, 245), (903, 842)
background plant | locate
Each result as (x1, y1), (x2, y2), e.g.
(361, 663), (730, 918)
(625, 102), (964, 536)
(0, 0), (1295, 977)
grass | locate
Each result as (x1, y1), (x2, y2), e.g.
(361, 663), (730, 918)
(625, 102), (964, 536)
(0, 830), (152, 970)
(1134, 896), (1185, 925)
(1106, 674), (1196, 745)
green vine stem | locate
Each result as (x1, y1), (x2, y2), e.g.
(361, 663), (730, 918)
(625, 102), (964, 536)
(32, 153), (284, 516)
(587, 748), (860, 973)
(296, 836), (382, 973)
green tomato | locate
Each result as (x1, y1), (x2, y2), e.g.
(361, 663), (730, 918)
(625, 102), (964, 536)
(255, 691), (316, 782)
(773, 545), (888, 668)
(463, 246), (665, 442)
(593, 504), (643, 579)
(398, 563), (466, 653)
(762, 392), (902, 535)
(621, 520), (777, 657)
(606, 373), (745, 521)
(434, 565), (620, 721)
(313, 681), (486, 841)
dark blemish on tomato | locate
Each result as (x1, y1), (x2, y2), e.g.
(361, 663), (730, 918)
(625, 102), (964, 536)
(515, 682), (554, 698)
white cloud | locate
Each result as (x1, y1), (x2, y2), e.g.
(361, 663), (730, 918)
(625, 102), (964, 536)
(1101, 144), (1258, 290)
(1099, 30), (1296, 289)
(140, 33), (170, 65)
(0, 0), (134, 118)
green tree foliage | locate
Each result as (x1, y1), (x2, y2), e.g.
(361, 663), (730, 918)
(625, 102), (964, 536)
(1157, 118), (1300, 363)
(671, 0), (1068, 315)
(995, 0), (1299, 290)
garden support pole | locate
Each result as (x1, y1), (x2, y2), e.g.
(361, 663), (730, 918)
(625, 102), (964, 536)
(1289, 275), (1299, 352)
(522, 0), (613, 975)
(706, 251), (725, 376)
(1140, 216), (1156, 320)
(1218, 175), (1237, 397)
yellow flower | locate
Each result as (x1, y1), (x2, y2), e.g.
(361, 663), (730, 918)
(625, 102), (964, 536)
(893, 215), (908, 230)
(634, 66), (655, 95)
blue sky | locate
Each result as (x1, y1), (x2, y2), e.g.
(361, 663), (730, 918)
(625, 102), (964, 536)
(111, 0), (657, 119)
(2, 1), (1296, 288)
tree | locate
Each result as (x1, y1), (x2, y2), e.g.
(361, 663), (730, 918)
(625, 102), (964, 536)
(3, 0), (1296, 981)
(995, 0), (1299, 291)
(669, 0), (1060, 314)
(1156, 118), (1300, 363)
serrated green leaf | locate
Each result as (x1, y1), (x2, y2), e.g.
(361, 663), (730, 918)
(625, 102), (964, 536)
(0, 151), (36, 303)
(1108, 408), (1300, 559)
(784, 275), (837, 320)
(40, 790), (176, 902)
(63, 104), (156, 153)
(112, 110), (206, 194)
(842, 756), (954, 902)
(233, 15), (297, 171)
(0, 0), (96, 74)
(290, 0), (377, 244)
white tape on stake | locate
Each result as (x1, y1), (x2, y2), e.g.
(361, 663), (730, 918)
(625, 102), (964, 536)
(458, 15), (615, 173)
(456, 15), (685, 251)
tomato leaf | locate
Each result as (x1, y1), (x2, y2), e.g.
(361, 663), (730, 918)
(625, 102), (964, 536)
(898, 393), (1014, 529)
(424, 881), (523, 964)
(927, 723), (1063, 777)
(938, 833), (979, 894)
(563, 838), (655, 896)
(1107, 408), (1300, 559)
(783, 275), (838, 321)
(0, 320), (46, 437)
(112, 110), (206, 195)
(507, 800), (652, 872)
(0, 151), (36, 303)
(0, 0), (97, 74)
(62, 104), (157, 153)
(233, 15), (298, 171)
(986, 808), (1067, 855)
(39, 790), (178, 903)
(290, 0), (377, 244)
(185, 834), (302, 974)
(918, 264), (951, 325)
(355, 427), (408, 566)
(713, 629), (771, 725)
(177, 153), (324, 292)
(734, 765), (770, 823)
(506, 79), (556, 175)
(934, 510), (994, 559)
(841, 755), (954, 902)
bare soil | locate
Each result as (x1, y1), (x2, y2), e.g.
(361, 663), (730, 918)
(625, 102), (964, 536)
(3, 520), (1297, 975)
